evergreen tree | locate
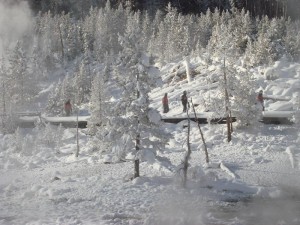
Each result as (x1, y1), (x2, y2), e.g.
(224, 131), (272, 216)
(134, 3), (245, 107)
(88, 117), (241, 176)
(74, 60), (90, 105)
(140, 12), (153, 52)
(195, 10), (213, 50)
(46, 79), (63, 116)
(0, 57), (13, 133)
(8, 41), (38, 111)
(163, 3), (181, 62)
(207, 18), (259, 138)
(94, 2), (125, 60)
(58, 12), (77, 62)
(229, 68), (259, 127)
(0, 57), (8, 116)
(102, 13), (171, 177)
(38, 11), (58, 73)
(88, 71), (107, 135)
(83, 7), (98, 54)
(245, 29), (274, 67)
(87, 63), (112, 153)
(284, 20), (300, 61)
(30, 43), (46, 80)
(61, 73), (74, 103)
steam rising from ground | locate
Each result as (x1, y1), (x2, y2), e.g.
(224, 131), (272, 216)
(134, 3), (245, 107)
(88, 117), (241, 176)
(146, 184), (300, 225)
(0, 0), (32, 54)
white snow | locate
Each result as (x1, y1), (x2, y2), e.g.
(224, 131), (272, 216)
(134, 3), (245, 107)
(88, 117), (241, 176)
(1, 58), (300, 225)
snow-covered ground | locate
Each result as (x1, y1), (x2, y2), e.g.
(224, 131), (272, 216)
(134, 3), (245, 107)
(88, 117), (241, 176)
(1, 58), (300, 225)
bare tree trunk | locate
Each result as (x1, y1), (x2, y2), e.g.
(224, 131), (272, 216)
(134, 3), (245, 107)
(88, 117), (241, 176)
(284, 0), (288, 19)
(223, 57), (232, 142)
(1, 81), (5, 130)
(183, 110), (191, 188)
(276, 0), (279, 17)
(134, 134), (140, 178)
(230, 110), (233, 133)
(134, 72), (140, 178)
(20, 71), (24, 109)
(2, 81), (6, 115)
(75, 108), (80, 157)
(57, 22), (65, 67)
(190, 98), (209, 163)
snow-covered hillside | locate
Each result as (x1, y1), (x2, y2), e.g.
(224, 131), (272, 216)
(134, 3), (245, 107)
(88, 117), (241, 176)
(1, 57), (300, 225)
(151, 57), (300, 116)
(1, 1), (300, 224)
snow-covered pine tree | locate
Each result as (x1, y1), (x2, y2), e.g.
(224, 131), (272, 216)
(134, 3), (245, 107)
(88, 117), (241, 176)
(151, 19), (168, 63)
(37, 11), (58, 73)
(151, 3), (182, 63)
(245, 30), (274, 67)
(0, 55), (18, 133)
(206, 22), (234, 122)
(151, 8), (164, 36)
(8, 41), (38, 111)
(229, 8), (255, 54)
(163, 3), (183, 62)
(74, 60), (90, 105)
(178, 14), (192, 58)
(57, 12), (75, 63)
(102, 10), (171, 178)
(30, 42), (46, 81)
(0, 57), (9, 132)
(88, 69), (108, 136)
(284, 19), (300, 61)
(61, 73), (74, 104)
(94, 7), (111, 60)
(147, 9), (163, 61)
(82, 19), (95, 92)
(8, 41), (27, 109)
(140, 11), (153, 52)
(47, 73), (74, 116)
(87, 63), (114, 154)
(94, 1), (125, 61)
(0, 57), (8, 117)
(245, 16), (287, 67)
(207, 16), (259, 136)
(45, 79), (63, 116)
(194, 9), (213, 52)
(229, 68), (260, 127)
(82, 7), (97, 60)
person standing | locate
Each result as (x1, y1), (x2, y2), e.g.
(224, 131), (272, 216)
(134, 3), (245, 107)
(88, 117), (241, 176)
(257, 90), (265, 111)
(162, 93), (169, 113)
(64, 99), (72, 116)
(181, 91), (188, 113)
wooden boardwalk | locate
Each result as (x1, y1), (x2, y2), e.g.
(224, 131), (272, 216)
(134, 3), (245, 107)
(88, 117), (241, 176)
(14, 111), (294, 128)
(16, 114), (90, 128)
(162, 111), (293, 125)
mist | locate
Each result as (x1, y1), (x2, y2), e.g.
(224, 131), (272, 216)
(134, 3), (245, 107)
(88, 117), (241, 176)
(287, 0), (300, 20)
(0, 0), (32, 55)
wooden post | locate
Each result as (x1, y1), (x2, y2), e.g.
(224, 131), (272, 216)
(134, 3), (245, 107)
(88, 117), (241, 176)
(190, 98), (209, 163)
(75, 108), (80, 157)
(230, 110), (233, 133)
(183, 110), (191, 188)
